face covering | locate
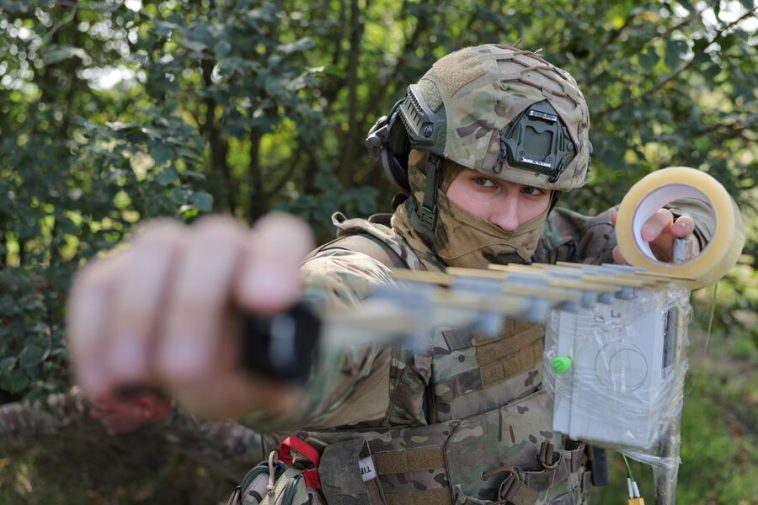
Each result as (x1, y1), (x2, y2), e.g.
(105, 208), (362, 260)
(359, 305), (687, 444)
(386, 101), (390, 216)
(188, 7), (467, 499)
(432, 194), (548, 268)
(392, 151), (549, 270)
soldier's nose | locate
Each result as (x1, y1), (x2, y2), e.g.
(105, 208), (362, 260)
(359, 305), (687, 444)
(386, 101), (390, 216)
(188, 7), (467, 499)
(489, 198), (520, 232)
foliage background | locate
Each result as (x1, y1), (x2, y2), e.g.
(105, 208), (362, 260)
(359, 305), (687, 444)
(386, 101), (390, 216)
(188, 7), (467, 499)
(0, 0), (756, 503)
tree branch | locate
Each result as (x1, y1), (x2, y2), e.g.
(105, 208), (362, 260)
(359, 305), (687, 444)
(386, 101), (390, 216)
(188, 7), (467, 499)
(46, 0), (79, 43)
(595, 7), (757, 119)
(586, 8), (699, 87)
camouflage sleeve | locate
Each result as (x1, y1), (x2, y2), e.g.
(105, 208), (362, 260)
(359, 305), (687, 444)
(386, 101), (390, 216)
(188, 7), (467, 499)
(242, 249), (396, 431)
(533, 207), (617, 264)
(0, 390), (91, 448)
(534, 200), (716, 265)
(158, 409), (265, 480)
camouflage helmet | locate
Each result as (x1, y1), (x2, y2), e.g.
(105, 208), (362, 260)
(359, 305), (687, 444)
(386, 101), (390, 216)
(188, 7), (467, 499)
(396, 44), (591, 191)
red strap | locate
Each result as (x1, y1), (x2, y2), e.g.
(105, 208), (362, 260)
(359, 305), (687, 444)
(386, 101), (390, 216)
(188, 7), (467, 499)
(279, 436), (321, 489)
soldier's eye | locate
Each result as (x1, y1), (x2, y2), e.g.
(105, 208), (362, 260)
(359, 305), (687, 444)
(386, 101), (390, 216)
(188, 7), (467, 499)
(521, 185), (545, 196)
(473, 176), (497, 189)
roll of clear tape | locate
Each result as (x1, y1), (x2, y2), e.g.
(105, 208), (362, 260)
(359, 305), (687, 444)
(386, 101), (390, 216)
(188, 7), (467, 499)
(616, 166), (745, 289)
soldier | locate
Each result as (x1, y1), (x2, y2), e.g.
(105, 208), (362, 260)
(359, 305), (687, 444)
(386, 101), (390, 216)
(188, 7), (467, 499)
(0, 387), (264, 481)
(66, 44), (713, 504)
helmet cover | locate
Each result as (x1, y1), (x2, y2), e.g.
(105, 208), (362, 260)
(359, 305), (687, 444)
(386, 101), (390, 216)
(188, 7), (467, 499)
(398, 44), (591, 191)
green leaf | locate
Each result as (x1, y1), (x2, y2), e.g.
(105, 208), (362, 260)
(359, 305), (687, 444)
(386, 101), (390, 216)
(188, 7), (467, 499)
(8, 368), (30, 393)
(639, 46), (659, 71)
(738, 0), (754, 8)
(678, 0), (696, 12)
(179, 38), (207, 53)
(59, 216), (78, 234)
(19, 345), (45, 367)
(157, 166), (179, 186)
(0, 356), (17, 373)
(155, 20), (180, 37)
(182, 170), (207, 181)
(190, 191), (214, 212)
(665, 39), (688, 69)
(151, 144), (173, 166)
(691, 38), (712, 65)
(214, 39), (232, 58)
(169, 187), (188, 206)
(703, 63), (720, 80)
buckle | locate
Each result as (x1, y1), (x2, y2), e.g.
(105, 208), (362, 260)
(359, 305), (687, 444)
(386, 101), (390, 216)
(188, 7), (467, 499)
(538, 440), (559, 470)
(497, 467), (521, 502)
(419, 204), (437, 230)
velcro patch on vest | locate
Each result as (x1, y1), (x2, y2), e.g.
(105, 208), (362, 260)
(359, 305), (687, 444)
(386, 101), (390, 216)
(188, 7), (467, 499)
(475, 324), (544, 387)
(374, 447), (445, 474)
(372, 447), (450, 503)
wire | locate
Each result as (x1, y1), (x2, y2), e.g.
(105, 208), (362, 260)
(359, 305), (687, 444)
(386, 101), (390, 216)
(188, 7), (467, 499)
(623, 454), (645, 504)
(623, 454), (634, 480)
(703, 281), (719, 356)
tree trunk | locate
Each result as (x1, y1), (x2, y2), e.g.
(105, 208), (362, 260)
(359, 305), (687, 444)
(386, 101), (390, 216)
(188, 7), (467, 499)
(200, 59), (235, 213)
(338, 0), (365, 183)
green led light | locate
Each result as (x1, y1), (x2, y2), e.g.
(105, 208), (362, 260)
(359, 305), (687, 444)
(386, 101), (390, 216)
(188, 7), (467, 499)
(550, 356), (572, 374)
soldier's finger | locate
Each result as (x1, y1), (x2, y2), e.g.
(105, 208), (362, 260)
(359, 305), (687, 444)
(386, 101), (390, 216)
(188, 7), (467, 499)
(236, 212), (314, 315)
(610, 210), (618, 226)
(67, 254), (125, 397)
(105, 220), (186, 386)
(612, 245), (628, 265)
(641, 209), (674, 242)
(156, 216), (247, 383)
(671, 214), (695, 237)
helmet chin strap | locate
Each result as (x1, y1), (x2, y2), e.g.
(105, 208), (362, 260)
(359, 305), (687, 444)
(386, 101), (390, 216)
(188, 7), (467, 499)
(406, 153), (442, 245)
(549, 191), (561, 213)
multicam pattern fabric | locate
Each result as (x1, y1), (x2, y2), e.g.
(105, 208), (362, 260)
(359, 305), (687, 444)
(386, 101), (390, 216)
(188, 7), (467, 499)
(0, 390), (264, 481)
(250, 211), (623, 504)
(534, 207), (618, 265)
(250, 193), (715, 504)
(418, 44), (592, 191)
(162, 409), (265, 479)
(0, 390), (91, 446)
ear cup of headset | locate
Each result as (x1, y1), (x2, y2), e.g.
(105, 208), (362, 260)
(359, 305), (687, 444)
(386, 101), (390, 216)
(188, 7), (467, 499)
(384, 112), (411, 192)
(366, 101), (411, 193)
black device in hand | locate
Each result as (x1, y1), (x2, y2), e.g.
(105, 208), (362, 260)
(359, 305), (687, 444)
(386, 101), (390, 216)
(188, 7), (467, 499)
(240, 301), (321, 384)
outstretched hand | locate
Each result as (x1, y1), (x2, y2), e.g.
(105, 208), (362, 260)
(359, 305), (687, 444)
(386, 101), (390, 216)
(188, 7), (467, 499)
(67, 213), (314, 420)
(611, 209), (700, 264)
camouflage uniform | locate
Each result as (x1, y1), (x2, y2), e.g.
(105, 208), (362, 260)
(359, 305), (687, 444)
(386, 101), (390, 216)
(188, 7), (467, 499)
(0, 390), (264, 481)
(247, 197), (712, 505)
(243, 45), (715, 505)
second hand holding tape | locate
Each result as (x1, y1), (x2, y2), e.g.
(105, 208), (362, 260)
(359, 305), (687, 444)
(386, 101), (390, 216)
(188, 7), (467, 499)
(615, 166), (745, 290)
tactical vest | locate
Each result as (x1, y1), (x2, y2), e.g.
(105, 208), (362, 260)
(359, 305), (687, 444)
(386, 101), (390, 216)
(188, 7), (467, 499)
(266, 213), (591, 505)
